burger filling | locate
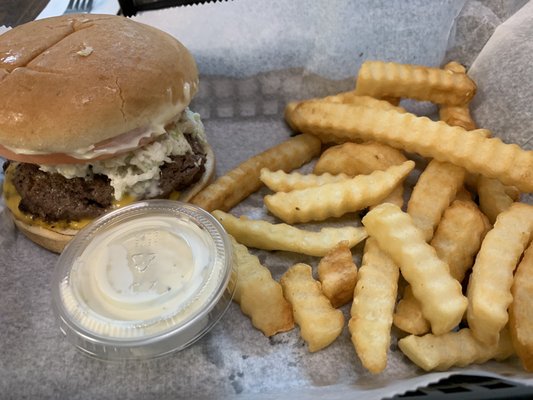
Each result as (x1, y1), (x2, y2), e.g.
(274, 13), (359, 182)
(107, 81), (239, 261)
(5, 109), (207, 223)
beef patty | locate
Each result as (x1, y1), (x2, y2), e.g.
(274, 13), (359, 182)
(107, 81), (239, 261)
(8, 135), (206, 222)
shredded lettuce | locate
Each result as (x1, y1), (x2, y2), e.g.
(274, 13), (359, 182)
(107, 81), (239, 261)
(39, 109), (206, 200)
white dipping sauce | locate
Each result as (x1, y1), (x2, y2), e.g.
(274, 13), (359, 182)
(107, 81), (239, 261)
(60, 215), (220, 338)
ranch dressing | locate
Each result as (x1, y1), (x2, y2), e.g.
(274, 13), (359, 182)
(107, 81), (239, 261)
(58, 213), (224, 339)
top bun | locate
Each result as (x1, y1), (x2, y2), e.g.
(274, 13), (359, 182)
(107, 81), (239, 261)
(0, 15), (198, 153)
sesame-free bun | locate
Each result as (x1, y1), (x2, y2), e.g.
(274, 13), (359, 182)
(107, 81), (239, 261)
(9, 143), (215, 253)
(0, 14), (199, 154)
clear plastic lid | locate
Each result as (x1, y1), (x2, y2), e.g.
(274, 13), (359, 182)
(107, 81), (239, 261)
(52, 200), (236, 361)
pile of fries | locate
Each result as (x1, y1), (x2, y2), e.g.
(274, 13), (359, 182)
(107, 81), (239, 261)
(190, 60), (533, 374)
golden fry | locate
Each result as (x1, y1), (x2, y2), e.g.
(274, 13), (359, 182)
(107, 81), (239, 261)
(393, 286), (431, 335)
(280, 263), (344, 352)
(230, 236), (294, 336)
(362, 203), (467, 335)
(394, 200), (490, 335)
(455, 186), (473, 202)
(190, 134), (321, 212)
(467, 203), (533, 345)
(285, 92), (405, 128)
(354, 60), (476, 105)
(288, 102), (533, 192)
(398, 328), (514, 372)
(212, 210), (367, 257)
(407, 159), (466, 242)
(314, 141), (407, 176)
(259, 168), (350, 192)
(478, 176), (521, 224)
(315, 143), (408, 216)
(510, 242), (533, 372)
(318, 91), (406, 112)
(431, 200), (490, 282)
(317, 241), (358, 308)
(438, 61), (477, 130)
(349, 238), (399, 373)
(264, 160), (414, 224)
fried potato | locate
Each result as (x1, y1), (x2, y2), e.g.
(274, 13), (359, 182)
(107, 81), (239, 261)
(394, 199), (489, 335)
(287, 102), (533, 192)
(321, 91), (406, 112)
(285, 92), (406, 129)
(362, 203), (467, 335)
(317, 241), (358, 308)
(349, 238), (399, 373)
(190, 134), (321, 212)
(314, 141), (407, 176)
(309, 141), (408, 209)
(431, 200), (490, 283)
(212, 210), (367, 257)
(510, 242), (533, 372)
(230, 236), (294, 336)
(259, 169), (350, 192)
(438, 62), (477, 131)
(264, 160), (414, 224)
(478, 176), (521, 224)
(393, 286), (431, 335)
(467, 203), (533, 345)
(455, 186), (474, 202)
(407, 159), (466, 242)
(354, 60), (476, 105)
(398, 328), (514, 372)
(280, 263), (344, 352)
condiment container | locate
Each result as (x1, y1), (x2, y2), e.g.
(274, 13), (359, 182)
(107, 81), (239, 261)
(52, 200), (236, 360)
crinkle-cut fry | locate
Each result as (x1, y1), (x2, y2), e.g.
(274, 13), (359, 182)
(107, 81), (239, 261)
(286, 92), (405, 123)
(398, 328), (514, 372)
(354, 60), (476, 105)
(379, 96), (401, 106)
(349, 238), (399, 373)
(467, 203), (533, 345)
(280, 263), (344, 352)
(264, 160), (414, 224)
(314, 141), (407, 176)
(212, 210), (367, 257)
(259, 169), (350, 192)
(439, 105), (477, 131)
(455, 186), (473, 202)
(431, 200), (490, 283)
(190, 134), (321, 212)
(443, 61), (467, 74)
(438, 62), (477, 131)
(317, 241), (358, 308)
(288, 102), (533, 192)
(396, 197), (490, 335)
(362, 203), (467, 335)
(319, 91), (406, 113)
(230, 236), (294, 337)
(478, 176), (521, 224)
(407, 159), (466, 242)
(314, 141), (407, 209)
(510, 242), (533, 372)
(393, 286), (431, 335)
(285, 92), (406, 134)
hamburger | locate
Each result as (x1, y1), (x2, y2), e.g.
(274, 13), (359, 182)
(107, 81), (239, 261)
(0, 15), (214, 253)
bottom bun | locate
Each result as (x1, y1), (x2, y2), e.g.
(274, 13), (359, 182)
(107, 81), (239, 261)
(12, 217), (76, 254)
(10, 143), (216, 254)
